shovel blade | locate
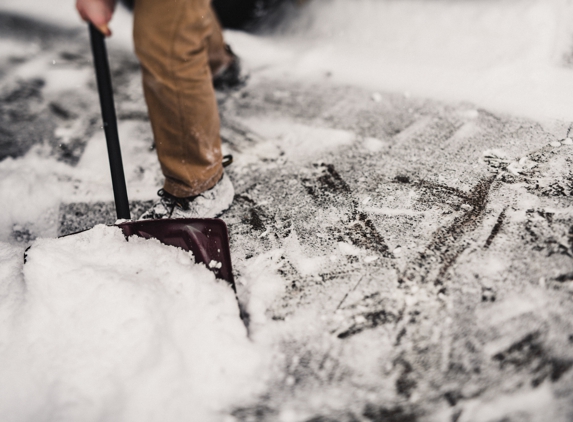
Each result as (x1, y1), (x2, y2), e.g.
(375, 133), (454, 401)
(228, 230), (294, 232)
(117, 218), (235, 289)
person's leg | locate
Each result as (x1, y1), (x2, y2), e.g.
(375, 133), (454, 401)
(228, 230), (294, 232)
(205, 5), (233, 77)
(133, 0), (223, 198)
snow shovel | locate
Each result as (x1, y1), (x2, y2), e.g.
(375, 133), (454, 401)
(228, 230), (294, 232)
(88, 23), (235, 289)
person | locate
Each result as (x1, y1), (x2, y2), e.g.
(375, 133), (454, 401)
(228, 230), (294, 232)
(76, 0), (240, 219)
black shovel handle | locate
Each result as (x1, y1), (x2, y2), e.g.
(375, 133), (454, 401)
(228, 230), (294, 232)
(89, 23), (131, 220)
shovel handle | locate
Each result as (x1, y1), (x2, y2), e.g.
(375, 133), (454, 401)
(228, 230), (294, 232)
(89, 23), (131, 220)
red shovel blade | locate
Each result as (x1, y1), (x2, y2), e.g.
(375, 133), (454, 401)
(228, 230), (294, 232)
(117, 218), (235, 289)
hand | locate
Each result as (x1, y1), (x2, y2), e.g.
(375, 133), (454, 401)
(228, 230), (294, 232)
(76, 0), (117, 36)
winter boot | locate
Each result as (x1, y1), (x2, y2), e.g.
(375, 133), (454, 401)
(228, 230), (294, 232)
(139, 173), (235, 220)
(213, 45), (245, 91)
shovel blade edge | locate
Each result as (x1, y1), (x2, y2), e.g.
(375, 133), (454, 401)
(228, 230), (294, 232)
(117, 218), (235, 289)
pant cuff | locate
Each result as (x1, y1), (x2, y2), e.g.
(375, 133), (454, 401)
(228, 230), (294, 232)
(163, 166), (224, 198)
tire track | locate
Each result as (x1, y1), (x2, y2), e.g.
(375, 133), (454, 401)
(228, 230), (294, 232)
(399, 176), (496, 287)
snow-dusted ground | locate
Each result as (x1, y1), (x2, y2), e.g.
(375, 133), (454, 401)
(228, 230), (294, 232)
(1, 0), (573, 421)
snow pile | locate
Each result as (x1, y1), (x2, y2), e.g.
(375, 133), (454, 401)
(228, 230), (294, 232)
(228, 0), (573, 121)
(0, 225), (267, 421)
(0, 151), (74, 242)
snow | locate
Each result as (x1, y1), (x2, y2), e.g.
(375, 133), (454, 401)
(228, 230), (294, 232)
(227, 0), (573, 122)
(235, 250), (285, 330)
(0, 225), (268, 421)
(2, 0), (573, 419)
(43, 67), (92, 94)
(459, 383), (557, 422)
(283, 231), (327, 277)
(0, 0), (134, 50)
(0, 39), (40, 61)
(0, 152), (72, 241)
(3, 0), (573, 119)
(337, 241), (361, 256)
(75, 122), (162, 201)
(235, 118), (355, 165)
(0, 120), (161, 242)
(362, 137), (388, 153)
(361, 207), (427, 217)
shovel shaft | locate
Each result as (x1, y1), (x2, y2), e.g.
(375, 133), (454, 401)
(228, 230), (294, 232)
(89, 24), (131, 220)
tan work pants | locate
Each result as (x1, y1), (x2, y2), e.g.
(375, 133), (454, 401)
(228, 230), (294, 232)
(133, 0), (231, 197)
